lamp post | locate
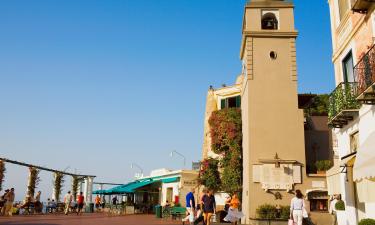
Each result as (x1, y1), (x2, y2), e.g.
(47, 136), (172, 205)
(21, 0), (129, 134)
(170, 150), (186, 168)
(130, 163), (143, 178)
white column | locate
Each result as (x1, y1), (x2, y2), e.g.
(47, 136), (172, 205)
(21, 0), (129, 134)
(84, 177), (94, 203)
(51, 188), (56, 201)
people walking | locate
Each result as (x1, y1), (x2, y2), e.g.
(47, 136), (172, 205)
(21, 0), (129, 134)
(63, 191), (73, 215)
(112, 196), (117, 206)
(329, 195), (339, 225)
(77, 192), (85, 215)
(0, 189), (9, 215)
(224, 193), (244, 225)
(202, 190), (216, 225)
(290, 190), (306, 225)
(182, 188), (196, 225)
(95, 195), (101, 212)
(3, 188), (15, 216)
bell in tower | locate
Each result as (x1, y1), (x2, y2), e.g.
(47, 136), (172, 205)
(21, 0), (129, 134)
(261, 12), (278, 30)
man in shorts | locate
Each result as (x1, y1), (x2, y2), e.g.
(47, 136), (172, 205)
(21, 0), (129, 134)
(76, 192), (85, 215)
(183, 188), (196, 225)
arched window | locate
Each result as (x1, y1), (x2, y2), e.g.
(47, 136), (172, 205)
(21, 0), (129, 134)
(261, 13), (278, 30)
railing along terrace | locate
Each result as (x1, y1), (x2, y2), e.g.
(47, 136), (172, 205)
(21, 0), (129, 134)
(354, 44), (375, 96)
(328, 82), (360, 121)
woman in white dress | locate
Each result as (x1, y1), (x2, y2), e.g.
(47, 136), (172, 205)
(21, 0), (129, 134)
(290, 190), (306, 225)
(224, 193), (244, 225)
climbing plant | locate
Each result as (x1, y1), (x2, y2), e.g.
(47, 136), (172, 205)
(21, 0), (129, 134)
(53, 172), (64, 202)
(207, 108), (243, 194)
(198, 158), (221, 192)
(27, 167), (40, 198)
(0, 160), (6, 192)
(72, 176), (79, 199)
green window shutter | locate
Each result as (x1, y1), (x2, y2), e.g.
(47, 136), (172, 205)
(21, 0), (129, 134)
(236, 96), (241, 107)
(221, 99), (226, 109)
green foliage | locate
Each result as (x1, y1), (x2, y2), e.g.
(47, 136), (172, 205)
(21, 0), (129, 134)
(208, 108), (242, 194)
(315, 160), (332, 171)
(72, 176), (79, 199)
(27, 167), (41, 198)
(305, 94), (329, 116)
(221, 149), (242, 194)
(198, 158), (221, 192)
(335, 200), (345, 211)
(359, 219), (375, 225)
(256, 204), (277, 219)
(53, 172), (64, 202)
(0, 160), (5, 192)
(280, 206), (290, 220)
(328, 83), (361, 121)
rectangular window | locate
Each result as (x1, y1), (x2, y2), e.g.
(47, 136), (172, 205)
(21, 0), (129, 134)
(343, 51), (355, 82)
(220, 96), (241, 109)
(338, 0), (349, 21)
(350, 131), (359, 153)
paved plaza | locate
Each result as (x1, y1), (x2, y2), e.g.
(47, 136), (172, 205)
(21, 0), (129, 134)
(0, 214), (181, 225)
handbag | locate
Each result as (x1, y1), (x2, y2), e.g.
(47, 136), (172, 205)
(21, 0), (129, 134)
(288, 219), (296, 225)
(302, 208), (308, 218)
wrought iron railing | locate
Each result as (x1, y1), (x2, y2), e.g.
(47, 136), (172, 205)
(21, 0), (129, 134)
(354, 44), (375, 96)
(328, 82), (360, 121)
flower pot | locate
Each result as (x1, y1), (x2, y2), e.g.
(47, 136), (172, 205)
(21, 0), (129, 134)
(317, 170), (326, 175)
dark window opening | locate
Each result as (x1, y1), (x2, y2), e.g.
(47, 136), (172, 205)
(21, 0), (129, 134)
(220, 96), (241, 109)
(343, 51), (355, 82)
(261, 13), (278, 30)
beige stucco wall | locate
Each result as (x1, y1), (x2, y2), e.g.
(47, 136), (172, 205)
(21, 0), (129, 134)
(240, 1), (326, 222)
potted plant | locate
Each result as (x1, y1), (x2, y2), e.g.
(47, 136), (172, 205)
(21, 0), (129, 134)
(359, 219), (375, 225)
(335, 200), (347, 225)
(315, 160), (332, 174)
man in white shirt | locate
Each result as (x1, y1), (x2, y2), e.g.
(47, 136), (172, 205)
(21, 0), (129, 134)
(64, 191), (73, 215)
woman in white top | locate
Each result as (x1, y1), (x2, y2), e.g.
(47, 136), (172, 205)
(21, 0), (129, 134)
(290, 190), (305, 225)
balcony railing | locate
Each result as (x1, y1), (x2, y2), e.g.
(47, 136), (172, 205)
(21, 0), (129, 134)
(328, 82), (360, 128)
(354, 44), (375, 104)
(351, 0), (375, 13)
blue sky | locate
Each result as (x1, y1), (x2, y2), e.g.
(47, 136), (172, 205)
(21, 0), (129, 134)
(0, 0), (333, 201)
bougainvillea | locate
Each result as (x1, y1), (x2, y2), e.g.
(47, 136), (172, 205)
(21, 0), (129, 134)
(0, 160), (5, 192)
(206, 108), (243, 194)
(53, 172), (64, 202)
(198, 158), (221, 192)
(209, 108), (242, 155)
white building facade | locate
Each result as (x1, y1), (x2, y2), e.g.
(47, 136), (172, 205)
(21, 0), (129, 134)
(327, 0), (375, 224)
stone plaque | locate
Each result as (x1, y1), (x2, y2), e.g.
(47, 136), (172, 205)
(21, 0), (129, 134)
(260, 164), (294, 191)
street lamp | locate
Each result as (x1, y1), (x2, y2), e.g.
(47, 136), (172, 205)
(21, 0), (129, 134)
(170, 150), (186, 168)
(130, 163), (143, 178)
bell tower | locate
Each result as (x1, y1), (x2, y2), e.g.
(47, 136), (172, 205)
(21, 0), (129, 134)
(240, 0), (310, 222)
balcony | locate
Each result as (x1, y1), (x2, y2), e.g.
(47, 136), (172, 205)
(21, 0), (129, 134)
(354, 44), (375, 104)
(328, 82), (360, 128)
(351, 0), (375, 13)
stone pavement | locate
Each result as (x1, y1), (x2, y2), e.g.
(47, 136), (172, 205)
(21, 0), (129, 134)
(0, 214), (182, 225)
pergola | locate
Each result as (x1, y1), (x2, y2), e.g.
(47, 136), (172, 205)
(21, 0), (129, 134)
(0, 157), (96, 203)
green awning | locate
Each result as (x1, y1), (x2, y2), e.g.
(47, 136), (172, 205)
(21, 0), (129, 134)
(93, 176), (180, 195)
(160, 177), (179, 183)
(92, 189), (108, 195)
